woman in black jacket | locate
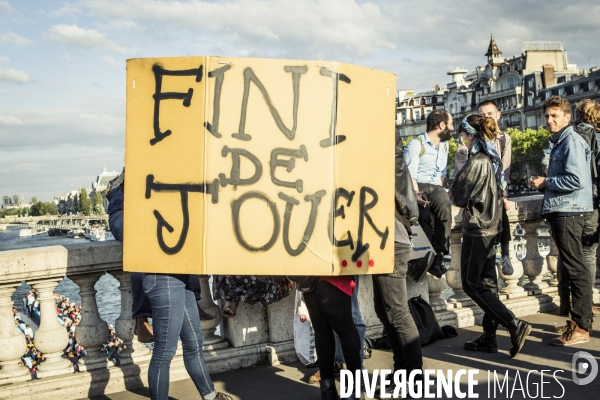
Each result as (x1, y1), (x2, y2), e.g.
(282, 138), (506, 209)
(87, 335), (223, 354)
(449, 115), (531, 358)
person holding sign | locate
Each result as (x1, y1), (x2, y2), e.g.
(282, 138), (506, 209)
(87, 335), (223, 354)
(404, 109), (454, 278)
(450, 116), (531, 357)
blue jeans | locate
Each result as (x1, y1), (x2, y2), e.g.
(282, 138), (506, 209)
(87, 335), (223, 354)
(109, 210), (202, 320)
(143, 274), (216, 400)
(334, 276), (366, 368)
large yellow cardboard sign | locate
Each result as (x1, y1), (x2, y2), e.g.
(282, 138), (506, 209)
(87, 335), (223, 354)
(124, 56), (395, 275)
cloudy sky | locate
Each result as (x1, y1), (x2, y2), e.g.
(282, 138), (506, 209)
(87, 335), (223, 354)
(1, 0), (599, 201)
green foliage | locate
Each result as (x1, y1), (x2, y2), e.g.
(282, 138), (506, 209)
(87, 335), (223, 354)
(446, 138), (458, 173)
(92, 191), (105, 215)
(30, 201), (57, 216)
(78, 188), (91, 216)
(506, 127), (551, 160)
(505, 127), (551, 186)
(0, 207), (28, 218)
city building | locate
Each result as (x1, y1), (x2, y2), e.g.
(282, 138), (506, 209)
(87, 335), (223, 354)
(524, 67), (600, 128)
(396, 86), (446, 137)
(1, 195), (30, 210)
(443, 37), (581, 130)
(90, 166), (119, 211)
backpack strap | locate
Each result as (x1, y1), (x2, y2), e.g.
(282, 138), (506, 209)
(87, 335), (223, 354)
(416, 134), (447, 157)
(498, 133), (507, 159)
(415, 136), (425, 157)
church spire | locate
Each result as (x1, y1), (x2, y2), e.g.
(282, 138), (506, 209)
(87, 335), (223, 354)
(485, 34), (502, 57)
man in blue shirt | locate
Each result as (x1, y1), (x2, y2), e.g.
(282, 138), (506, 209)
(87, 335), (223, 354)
(404, 109), (454, 277)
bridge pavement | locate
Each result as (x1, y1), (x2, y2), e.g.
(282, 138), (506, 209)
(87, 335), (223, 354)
(86, 312), (599, 400)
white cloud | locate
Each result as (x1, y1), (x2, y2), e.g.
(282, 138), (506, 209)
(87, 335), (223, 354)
(0, 116), (23, 125)
(45, 24), (130, 54)
(48, 4), (82, 18)
(0, 1), (13, 11)
(0, 32), (32, 47)
(62, 52), (73, 61)
(103, 55), (122, 69)
(0, 56), (9, 63)
(0, 68), (33, 84)
(84, 0), (397, 57)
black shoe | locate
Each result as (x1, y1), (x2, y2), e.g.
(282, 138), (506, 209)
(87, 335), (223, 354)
(501, 255), (514, 276)
(508, 319), (531, 358)
(464, 331), (498, 353)
(319, 378), (340, 400)
(305, 361), (319, 369)
(427, 254), (447, 279)
(407, 251), (435, 282)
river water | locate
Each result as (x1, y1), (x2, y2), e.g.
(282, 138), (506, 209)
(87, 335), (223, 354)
(1, 226), (121, 326)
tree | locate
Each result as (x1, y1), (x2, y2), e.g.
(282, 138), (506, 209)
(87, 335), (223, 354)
(506, 127), (551, 186)
(30, 201), (41, 216)
(93, 191), (105, 215)
(38, 202), (57, 216)
(78, 188), (91, 215)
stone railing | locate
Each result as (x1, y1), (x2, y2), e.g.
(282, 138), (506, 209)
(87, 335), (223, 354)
(1, 195), (599, 399)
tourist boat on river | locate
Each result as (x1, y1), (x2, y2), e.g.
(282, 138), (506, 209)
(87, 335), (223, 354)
(19, 227), (48, 237)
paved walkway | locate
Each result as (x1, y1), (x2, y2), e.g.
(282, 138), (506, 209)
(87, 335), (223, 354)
(88, 312), (599, 399)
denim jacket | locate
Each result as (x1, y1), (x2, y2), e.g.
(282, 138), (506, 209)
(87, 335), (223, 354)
(541, 125), (593, 215)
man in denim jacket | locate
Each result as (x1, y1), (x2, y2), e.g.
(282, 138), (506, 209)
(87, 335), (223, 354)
(530, 96), (594, 346)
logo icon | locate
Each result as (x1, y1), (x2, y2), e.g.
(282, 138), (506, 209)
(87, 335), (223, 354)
(572, 351), (598, 385)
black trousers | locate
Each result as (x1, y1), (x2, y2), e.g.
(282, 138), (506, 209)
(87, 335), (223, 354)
(304, 280), (362, 380)
(417, 183), (451, 254)
(548, 214), (593, 331)
(557, 209), (598, 303)
(500, 206), (511, 251)
(372, 245), (422, 373)
(461, 234), (516, 330)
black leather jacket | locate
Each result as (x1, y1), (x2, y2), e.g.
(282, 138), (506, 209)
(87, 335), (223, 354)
(395, 145), (419, 231)
(449, 152), (502, 236)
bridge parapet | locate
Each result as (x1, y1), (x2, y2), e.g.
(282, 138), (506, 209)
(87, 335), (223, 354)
(0, 196), (599, 399)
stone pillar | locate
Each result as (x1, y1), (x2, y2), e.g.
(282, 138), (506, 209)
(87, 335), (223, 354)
(445, 231), (472, 306)
(70, 273), (109, 370)
(427, 274), (447, 311)
(197, 275), (226, 348)
(112, 271), (138, 362)
(0, 284), (29, 380)
(29, 279), (71, 374)
(521, 220), (549, 293)
(498, 225), (526, 298)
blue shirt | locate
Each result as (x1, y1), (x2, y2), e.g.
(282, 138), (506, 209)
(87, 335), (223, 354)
(404, 133), (448, 185)
(106, 185), (124, 215)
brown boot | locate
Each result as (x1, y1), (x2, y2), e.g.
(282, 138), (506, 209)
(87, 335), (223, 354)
(550, 320), (590, 346)
(134, 317), (154, 343)
(196, 301), (214, 321)
(308, 370), (321, 384)
(554, 324), (568, 335)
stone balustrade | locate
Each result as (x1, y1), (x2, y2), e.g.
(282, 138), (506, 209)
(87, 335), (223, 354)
(1, 195), (599, 399)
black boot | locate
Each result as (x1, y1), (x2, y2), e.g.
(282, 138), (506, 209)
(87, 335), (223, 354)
(407, 251), (435, 282)
(427, 254), (447, 279)
(320, 378), (340, 400)
(507, 319), (531, 358)
(464, 330), (498, 353)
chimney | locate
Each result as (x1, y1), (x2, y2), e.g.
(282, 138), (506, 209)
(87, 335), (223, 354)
(542, 64), (555, 88)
